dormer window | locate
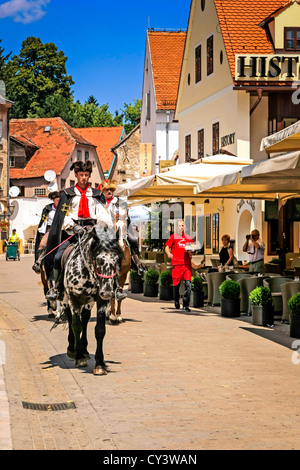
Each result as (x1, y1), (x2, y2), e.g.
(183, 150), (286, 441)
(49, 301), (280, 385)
(285, 27), (300, 51)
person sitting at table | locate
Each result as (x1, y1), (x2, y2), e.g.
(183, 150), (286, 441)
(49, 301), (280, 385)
(219, 234), (234, 267)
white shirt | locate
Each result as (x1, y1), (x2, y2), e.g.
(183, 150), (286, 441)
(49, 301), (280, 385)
(38, 204), (56, 235)
(247, 238), (265, 262)
(62, 186), (113, 232)
(105, 196), (127, 220)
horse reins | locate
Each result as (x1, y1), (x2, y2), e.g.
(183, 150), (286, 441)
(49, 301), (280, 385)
(40, 234), (76, 262)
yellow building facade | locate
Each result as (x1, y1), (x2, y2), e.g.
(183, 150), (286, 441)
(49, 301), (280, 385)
(176, 0), (300, 264)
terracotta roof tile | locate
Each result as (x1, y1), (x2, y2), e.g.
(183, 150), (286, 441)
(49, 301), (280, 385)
(214, 0), (290, 79)
(148, 31), (186, 110)
(9, 117), (95, 180)
(76, 127), (124, 173)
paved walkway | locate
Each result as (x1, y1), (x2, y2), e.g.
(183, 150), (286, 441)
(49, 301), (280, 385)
(0, 254), (300, 450)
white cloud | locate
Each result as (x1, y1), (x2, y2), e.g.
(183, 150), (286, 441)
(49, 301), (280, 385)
(0, 0), (50, 24)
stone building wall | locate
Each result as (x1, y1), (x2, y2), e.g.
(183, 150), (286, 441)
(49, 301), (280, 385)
(113, 124), (141, 185)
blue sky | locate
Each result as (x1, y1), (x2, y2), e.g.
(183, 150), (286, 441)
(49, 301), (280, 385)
(0, 0), (190, 114)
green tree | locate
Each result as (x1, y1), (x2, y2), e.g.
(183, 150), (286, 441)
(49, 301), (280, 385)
(121, 98), (141, 133)
(5, 36), (74, 118)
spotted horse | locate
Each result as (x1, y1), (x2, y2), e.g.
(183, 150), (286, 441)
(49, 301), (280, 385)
(58, 224), (123, 375)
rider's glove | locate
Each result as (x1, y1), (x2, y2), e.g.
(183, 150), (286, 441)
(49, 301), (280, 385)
(73, 224), (85, 235)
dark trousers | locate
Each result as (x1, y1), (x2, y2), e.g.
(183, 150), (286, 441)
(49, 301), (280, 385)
(173, 280), (191, 308)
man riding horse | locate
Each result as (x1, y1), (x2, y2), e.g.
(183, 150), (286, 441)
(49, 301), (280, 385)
(32, 190), (61, 274)
(99, 179), (146, 275)
(44, 161), (126, 302)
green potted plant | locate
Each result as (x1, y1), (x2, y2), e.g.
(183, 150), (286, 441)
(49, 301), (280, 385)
(191, 276), (204, 308)
(159, 270), (173, 301)
(249, 286), (274, 327)
(144, 269), (159, 297)
(289, 293), (300, 338)
(130, 269), (144, 294)
(219, 280), (240, 317)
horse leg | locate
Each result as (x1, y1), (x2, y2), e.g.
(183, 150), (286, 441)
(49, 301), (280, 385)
(65, 305), (76, 359)
(70, 307), (87, 368)
(114, 266), (129, 324)
(108, 297), (119, 325)
(80, 307), (91, 359)
(94, 300), (109, 376)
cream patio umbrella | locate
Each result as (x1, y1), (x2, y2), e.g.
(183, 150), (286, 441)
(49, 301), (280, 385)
(115, 155), (251, 204)
(194, 151), (300, 200)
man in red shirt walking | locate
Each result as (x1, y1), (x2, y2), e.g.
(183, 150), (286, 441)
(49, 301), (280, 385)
(165, 219), (196, 312)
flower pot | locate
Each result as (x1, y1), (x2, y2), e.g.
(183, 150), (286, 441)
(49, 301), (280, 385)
(159, 285), (173, 301)
(131, 279), (144, 294)
(251, 305), (274, 327)
(290, 314), (300, 338)
(144, 283), (159, 298)
(191, 291), (204, 308)
(221, 298), (240, 317)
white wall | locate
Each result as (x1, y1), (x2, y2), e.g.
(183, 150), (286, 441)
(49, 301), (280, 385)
(9, 197), (49, 243)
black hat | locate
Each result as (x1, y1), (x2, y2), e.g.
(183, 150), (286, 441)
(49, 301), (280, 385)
(70, 160), (93, 174)
(48, 190), (61, 200)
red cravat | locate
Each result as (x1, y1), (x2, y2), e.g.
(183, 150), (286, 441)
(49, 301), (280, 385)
(76, 184), (91, 218)
(106, 197), (113, 207)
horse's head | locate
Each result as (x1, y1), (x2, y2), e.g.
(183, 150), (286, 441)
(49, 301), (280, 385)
(90, 225), (124, 300)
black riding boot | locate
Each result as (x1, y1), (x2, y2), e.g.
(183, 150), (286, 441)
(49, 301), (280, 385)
(32, 249), (44, 274)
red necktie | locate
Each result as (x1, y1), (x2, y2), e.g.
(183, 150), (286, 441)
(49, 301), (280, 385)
(76, 184), (91, 218)
(106, 197), (113, 207)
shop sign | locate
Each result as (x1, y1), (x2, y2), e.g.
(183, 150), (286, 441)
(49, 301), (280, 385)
(159, 160), (176, 172)
(235, 54), (300, 81)
(140, 143), (152, 177)
(221, 133), (235, 148)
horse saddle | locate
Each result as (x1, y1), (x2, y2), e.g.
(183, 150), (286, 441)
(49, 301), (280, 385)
(61, 244), (76, 270)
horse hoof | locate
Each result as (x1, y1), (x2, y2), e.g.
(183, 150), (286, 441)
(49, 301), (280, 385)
(93, 365), (108, 376)
(117, 316), (123, 323)
(48, 312), (55, 318)
(67, 349), (76, 359)
(75, 358), (88, 368)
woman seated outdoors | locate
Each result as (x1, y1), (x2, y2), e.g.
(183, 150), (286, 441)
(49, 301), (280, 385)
(219, 234), (234, 268)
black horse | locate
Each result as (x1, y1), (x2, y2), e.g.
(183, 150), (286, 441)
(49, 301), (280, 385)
(59, 224), (123, 375)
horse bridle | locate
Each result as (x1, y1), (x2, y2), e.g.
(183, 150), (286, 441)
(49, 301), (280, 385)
(93, 257), (118, 280)
(77, 233), (118, 280)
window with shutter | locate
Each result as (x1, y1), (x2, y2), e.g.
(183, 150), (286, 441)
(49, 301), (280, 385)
(198, 129), (204, 159)
(195, 45), (202, 83)
(212, 122), (219, 155)
(207, 35), (214, 76)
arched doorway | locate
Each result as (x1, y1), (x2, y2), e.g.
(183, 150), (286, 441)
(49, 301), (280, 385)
(237, 209), (255, 261)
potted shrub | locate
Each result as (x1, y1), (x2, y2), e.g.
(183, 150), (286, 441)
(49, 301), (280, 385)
(219, 280), (240, 317)
(249, 286), (274, 327)
(130, 269), (144, 294)
(159, 270), (173, 301)
(144, 269), (159, 297)
(289, 293), (300, 338)
(191, 276), (204, 308)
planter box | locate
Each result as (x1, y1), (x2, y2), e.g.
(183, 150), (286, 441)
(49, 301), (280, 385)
(251, 305), (274, 327)
(159, 285), (173, 301)
(290, 314), (300, 338)
(144, 283), (159, 298)
(131, 279), (144, 294)
(191, 291), (204, 308)
(221, 298), (240, 317)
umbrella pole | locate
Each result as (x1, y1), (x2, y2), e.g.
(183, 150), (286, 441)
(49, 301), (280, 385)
(278, 199), (287, 270)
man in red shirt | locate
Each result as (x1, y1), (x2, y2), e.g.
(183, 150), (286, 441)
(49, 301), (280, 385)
(165, 219), (195, 312)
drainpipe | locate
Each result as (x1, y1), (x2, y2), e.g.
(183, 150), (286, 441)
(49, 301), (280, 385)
(250, 88), (263, 116)
(166, 111), (170, 159)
